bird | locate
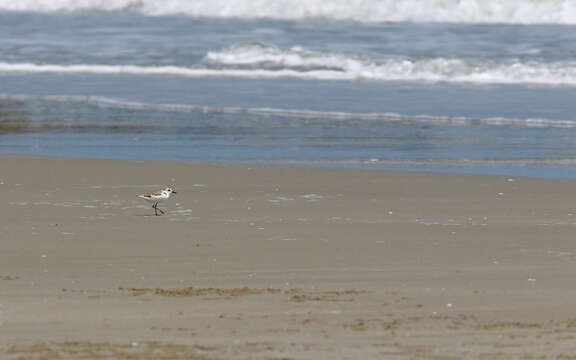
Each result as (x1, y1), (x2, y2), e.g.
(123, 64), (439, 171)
(138, 187), (177, 216)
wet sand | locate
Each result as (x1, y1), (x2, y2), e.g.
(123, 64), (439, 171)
(2, 155), (576, 359)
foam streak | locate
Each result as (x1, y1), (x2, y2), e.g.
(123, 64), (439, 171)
(4, 43), (576, 87)
(1, 94), (574, 128)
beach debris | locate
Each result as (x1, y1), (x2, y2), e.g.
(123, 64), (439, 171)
(301, 194), (323, 201)
(1, 276), (19, 280)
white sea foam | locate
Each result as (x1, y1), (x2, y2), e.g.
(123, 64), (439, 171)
(274, 157), (576, 167)
(1, 0), (576, 24)
(2, 94), (576, 129)
(3, 43), (576, 86)
(205, 43), (576, 86)
(0, 61), (349, 80)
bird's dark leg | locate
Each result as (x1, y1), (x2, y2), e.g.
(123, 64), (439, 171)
(152, 202), (165, 216)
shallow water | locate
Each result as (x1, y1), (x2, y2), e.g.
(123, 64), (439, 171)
(2, 6), (576, 177)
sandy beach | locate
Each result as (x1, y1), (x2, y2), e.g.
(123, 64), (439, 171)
(2, 155), (576, 359)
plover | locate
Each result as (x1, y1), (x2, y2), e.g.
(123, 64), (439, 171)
(138, 187), (177, 216)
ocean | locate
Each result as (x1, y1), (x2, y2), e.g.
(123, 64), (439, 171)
(2, 0), (576, 177)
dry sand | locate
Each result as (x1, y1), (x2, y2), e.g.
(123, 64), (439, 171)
(2, 155), (576, 359)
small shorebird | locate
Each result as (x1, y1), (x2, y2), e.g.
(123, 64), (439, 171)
(138, 187), (177, 216)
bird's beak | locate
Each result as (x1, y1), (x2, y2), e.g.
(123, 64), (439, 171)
(172, 191), (177, 194)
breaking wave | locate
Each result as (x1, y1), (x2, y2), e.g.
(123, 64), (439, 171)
(205, 43), (576, 85)
(1, 0), (576, 24)
(4, 44), (576, 86)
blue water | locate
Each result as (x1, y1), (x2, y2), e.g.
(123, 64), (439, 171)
(2, 8), (576, 177)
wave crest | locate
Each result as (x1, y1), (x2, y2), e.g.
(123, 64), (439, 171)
(3, 44), (576, 86)
(4, 42), (576, 87)
(2, 0), (576, 24)
(206, 43), (576, 85)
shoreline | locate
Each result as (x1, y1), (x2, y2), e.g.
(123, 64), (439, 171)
(3, 152), (576, 180)
(3, 155), (576, 359)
